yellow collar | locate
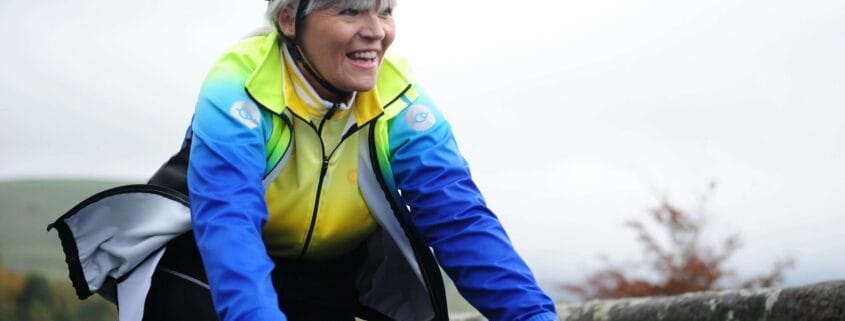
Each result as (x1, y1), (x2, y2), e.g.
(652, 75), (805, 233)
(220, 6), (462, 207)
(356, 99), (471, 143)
(242, 32), (411, 126)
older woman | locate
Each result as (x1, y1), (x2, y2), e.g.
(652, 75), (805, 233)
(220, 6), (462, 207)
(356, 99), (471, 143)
(50, 0), (559, 320)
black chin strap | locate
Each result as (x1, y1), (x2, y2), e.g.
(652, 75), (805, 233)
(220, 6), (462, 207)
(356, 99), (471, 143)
(285, 0), (351, 103)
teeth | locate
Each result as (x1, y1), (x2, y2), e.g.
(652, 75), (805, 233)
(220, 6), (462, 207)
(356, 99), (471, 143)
(350, 51), (377, 60)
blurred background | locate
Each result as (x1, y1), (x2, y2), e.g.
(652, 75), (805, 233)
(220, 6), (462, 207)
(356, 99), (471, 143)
(1, 0), (843, 318)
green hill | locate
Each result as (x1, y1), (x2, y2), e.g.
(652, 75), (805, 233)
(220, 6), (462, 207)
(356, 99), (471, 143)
(0, 179), (129, 279)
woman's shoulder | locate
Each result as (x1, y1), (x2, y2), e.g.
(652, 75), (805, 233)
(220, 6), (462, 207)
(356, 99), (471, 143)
(202, 32), (278, 86)
(224, 32), (278, 66)
(380, 49), (416, 86)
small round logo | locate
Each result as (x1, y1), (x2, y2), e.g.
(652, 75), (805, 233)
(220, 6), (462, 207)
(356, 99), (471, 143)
(405, 104), (436, 132)
(346, 168), (358, 185)
(230, 101), (261, 129)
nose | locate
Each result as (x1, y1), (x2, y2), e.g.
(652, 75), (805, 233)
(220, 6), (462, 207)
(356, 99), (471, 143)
(358, 12), (386, 40)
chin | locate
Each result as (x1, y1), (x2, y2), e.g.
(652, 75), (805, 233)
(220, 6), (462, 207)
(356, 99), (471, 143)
(343, 79), (378, 92)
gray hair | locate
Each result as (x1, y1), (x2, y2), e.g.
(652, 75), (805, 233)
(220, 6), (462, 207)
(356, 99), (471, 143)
(266, 0), (396, 36)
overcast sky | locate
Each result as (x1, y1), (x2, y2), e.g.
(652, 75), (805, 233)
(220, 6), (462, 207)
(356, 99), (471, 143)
(1, 0), (843, 291)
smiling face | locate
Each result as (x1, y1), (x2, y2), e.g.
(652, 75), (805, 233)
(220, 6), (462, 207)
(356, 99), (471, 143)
(279, 3), (395, 99)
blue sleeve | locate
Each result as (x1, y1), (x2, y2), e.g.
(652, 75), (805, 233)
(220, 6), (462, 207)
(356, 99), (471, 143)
(388, 92), (559, 321)
(187, 83), (286, 321)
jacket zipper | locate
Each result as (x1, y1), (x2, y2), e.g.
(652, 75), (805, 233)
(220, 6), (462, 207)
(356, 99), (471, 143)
(298, 155), (329, 258)
(296, 104), (364, 258)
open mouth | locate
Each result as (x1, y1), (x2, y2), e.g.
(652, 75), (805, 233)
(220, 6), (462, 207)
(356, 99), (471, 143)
(347, 50), (379, 63)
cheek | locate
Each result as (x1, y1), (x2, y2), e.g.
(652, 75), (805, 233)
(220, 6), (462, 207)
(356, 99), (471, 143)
(332, 34), (354, 60)
(384, 33), (396, 49)
(383, 25), (396, 48)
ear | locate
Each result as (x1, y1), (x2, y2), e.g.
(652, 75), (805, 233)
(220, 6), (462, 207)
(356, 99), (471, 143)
(278, 6), (296, 38)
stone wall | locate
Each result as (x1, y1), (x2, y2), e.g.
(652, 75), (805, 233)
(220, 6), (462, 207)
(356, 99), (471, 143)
(451, 280), (845, 321)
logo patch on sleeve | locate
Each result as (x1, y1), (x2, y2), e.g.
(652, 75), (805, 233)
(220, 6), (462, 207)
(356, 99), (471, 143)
(405, 104), (436, 132)
(230, 101), (261, 129)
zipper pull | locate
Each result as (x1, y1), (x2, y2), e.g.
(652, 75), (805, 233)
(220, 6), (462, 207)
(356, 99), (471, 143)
(321, 158), (329, 174)
(317, 103), (340, 134)
(325, 103), (340, 120)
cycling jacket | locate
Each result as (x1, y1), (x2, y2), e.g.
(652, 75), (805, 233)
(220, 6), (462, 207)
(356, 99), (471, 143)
(49, 32), (559, 321)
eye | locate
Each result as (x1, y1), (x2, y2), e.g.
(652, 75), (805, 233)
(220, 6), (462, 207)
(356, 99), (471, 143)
(378, 7), (393, 17)
(339, 8), (361, 16)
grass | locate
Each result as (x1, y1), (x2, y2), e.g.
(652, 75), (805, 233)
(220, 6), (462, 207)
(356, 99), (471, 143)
(0, 179), (128, 279)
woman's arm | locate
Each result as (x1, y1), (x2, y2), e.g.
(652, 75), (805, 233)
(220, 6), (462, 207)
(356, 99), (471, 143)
(388, 92), (559, 321)
(188, 86), (286, 321)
